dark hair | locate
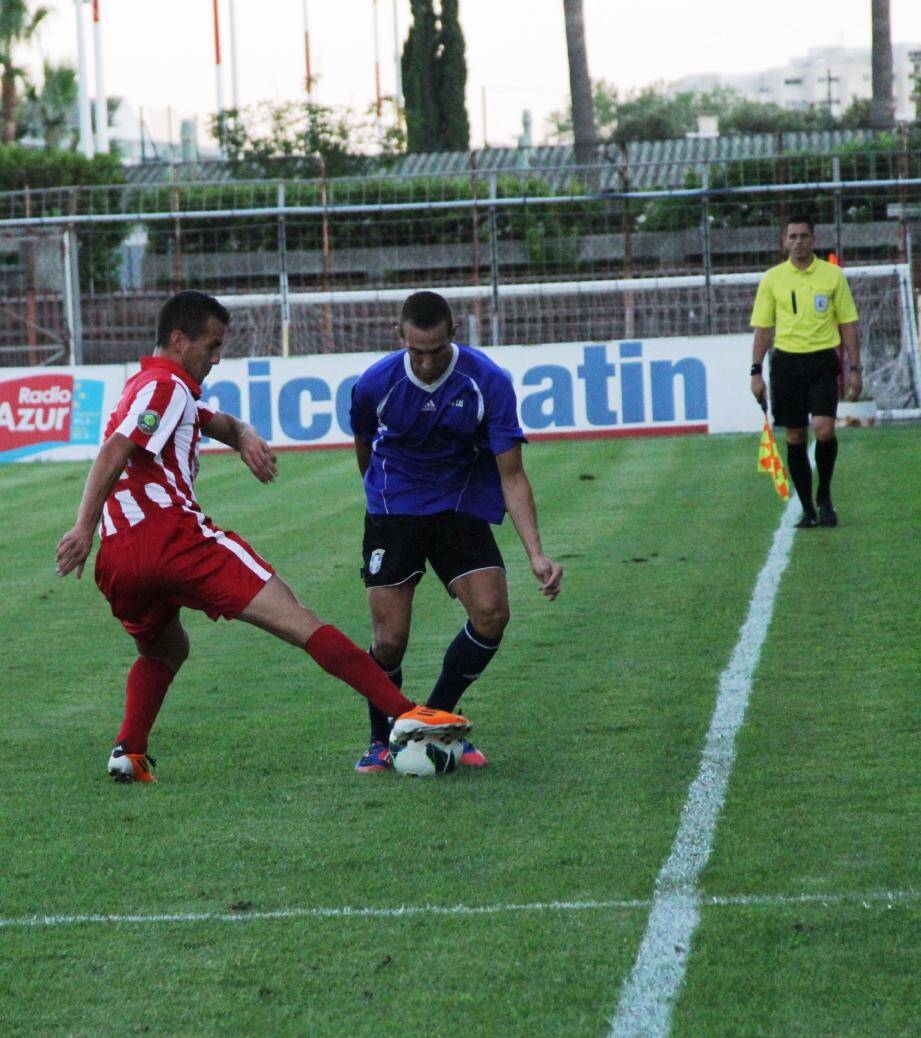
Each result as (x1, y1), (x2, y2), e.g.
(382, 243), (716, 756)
(399, 290), (453, 334)
(156, 290), (230, 347)
(785, 212), (815, 233)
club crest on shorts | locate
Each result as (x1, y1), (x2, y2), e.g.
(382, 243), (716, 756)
(137, 409), (161, 434)
(369, 548), (385, 575)
(814, 294), (829, 313)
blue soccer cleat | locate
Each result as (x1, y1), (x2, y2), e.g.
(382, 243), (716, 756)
(355, 739), (392, 774)
(458, 739), (488, 768)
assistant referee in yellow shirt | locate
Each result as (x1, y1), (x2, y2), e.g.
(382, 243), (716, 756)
(749, 213), (862, 528)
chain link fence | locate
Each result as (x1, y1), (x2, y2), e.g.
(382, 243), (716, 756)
(0, 159), (919, 407)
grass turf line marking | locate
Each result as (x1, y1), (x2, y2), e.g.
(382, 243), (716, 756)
(0, 889), (917, 930)
(609, 498), (799, 1038)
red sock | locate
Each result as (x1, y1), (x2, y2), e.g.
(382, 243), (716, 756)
(116, 657), (176, 754)
(305, 625), (414, 718)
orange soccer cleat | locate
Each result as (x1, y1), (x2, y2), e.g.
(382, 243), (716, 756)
(389, 705), (471, 750)
(107, 743), (157, 783)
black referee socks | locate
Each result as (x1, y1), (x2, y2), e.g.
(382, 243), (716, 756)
(786, 441), (815, 517)
(427, 621), (503, 713)
(815, 437), (838, 504)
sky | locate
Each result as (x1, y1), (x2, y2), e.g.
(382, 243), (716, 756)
(21, 0), (921, 151)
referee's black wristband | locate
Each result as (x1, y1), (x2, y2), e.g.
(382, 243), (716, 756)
(849, 364), (862, 373)
(750, 363), (763, 376)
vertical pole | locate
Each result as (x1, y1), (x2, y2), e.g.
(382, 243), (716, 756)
(701, 164), (713, 335)
(74, 0), (94, 158)
(832, 155), (843, 263)
(320, 158), (334, 351)
(488, 172), (500, 346)
(620, 141), (635, 338)
(481, 86), (488, 148)
(897, 122), (909, 264)
(277, 182), (290, 357)
(62, 215), (84, 366)
(62, 231), (77, 365)
(91, 0), (108, 154)
(392, 0), (403, 130)
(228, 0), (241, 111)
(372, 0), (384, 147)
(24, 189), (38, 366)
(302, 0), (314, 100)
(171, 167), (183, 288)
(212, 0), (225, 147)
(469, 151), (482, 342)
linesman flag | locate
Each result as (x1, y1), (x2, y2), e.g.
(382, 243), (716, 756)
(758, 415), (790, 499)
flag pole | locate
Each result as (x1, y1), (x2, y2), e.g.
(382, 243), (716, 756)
(212, 0), (225, 117)
(373, 0), (384, 146)
(392, 0), (403, 130)
(302, 0), (314, 101)
(74, 0), (93, 157)
(228, 0), (241, 111)
(91, 0), (108, 153)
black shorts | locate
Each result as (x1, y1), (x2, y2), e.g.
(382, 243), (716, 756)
(361, 511), (505, 594)
(770, 347), (840, 428)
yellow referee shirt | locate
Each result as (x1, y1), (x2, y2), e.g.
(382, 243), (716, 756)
(750, 257), (859, 354)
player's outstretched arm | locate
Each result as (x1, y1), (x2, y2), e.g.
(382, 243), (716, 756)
(56, 433), (136, 578)
(496, 445), (563, 601)
(202, 413), (278, 483)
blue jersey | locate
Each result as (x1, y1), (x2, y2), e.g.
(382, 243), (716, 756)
(350, 343), (525, 523)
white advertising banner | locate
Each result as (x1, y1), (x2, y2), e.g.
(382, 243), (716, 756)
(0, 335), (762, 464)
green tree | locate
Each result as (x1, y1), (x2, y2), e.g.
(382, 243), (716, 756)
(19, 60), (76, 149)
(401, 0), (440, 152)
(562, 0), (596, 162)
(211, 100), (377, 178)
(0, 0), (48, 143)
(434, 0), (469, 150)
(549, 81), (840, 144)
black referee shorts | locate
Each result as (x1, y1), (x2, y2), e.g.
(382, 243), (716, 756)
(769, 347), (840, 428)
(361, 511), (505, 595)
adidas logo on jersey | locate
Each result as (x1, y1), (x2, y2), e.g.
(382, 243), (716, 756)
(421, 400), (437, 411)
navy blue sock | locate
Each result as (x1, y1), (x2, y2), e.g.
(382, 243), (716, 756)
(367, 649), (402, 745)
(815, 438), (838, 503)
(786, 441), (815, 516)
(426, 621), (502, 713)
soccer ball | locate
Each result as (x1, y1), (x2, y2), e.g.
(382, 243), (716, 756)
(390, 735), (461, 777)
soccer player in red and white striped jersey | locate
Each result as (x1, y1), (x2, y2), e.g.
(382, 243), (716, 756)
(56, 291), (469, 783)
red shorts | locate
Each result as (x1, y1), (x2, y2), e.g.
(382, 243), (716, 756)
(95, 511), (275, 649)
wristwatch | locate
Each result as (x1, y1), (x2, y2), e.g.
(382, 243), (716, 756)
(849, 364), (862, 373)
(750, 363), (763, 376)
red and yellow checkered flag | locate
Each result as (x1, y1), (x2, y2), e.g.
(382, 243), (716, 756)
(758, 415), (790, 499)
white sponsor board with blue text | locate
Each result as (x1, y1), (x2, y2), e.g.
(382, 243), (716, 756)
(0, 335), (761, 463)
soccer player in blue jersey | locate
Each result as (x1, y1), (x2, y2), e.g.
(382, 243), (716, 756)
(349, 290), (563, 772)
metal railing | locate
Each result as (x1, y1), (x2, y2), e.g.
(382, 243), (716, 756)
(0, 162), (917, 367)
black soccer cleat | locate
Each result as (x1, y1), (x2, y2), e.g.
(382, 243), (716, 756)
(794, 513), (819, 529)
(817, 500), (838, 527)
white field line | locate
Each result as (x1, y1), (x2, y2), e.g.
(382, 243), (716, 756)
(0, 889), (917, 931)
(609, 497), (799, 1038)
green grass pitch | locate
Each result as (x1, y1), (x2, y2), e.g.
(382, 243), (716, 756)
(1, 428), (919, 1037)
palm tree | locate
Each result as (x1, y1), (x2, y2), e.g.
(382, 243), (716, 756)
(0, 0), (49, 143)
(21, 61), (77, 149)
(562, 0), (596, 165)
(869, 0), (895, 130)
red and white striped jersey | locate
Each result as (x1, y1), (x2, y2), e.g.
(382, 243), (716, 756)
(100, 356), (216, 539)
